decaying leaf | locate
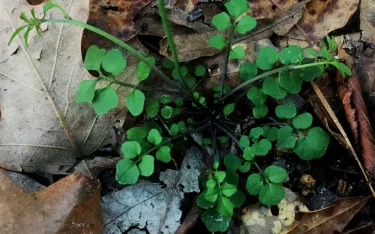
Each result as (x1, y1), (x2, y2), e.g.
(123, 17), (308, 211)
(102, 147), (205, 234)
(285, 196), (370, 234)
(360, 0), (375, 43)
(0, 0), (128, 174)
(0, 169), (102, 233)
(336, 50), (375, 174)
(250, 0), (298, 20)
(284, 0), (359, 42)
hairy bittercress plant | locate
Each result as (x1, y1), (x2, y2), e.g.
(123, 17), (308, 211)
(10, 0), (352, 232)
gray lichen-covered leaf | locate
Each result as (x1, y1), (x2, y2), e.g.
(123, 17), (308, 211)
(159, 147), (205, 193)
(0, 0), (131, 174)
(101, 180), (182, 234)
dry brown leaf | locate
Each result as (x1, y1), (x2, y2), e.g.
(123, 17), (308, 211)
(284, 0), (359, 43)
(0, 169), (102, 233)
(175, 204), (203, 234)
(285, 196), (371, 234)
(336, 50), (375, 174)
(360, 0), (375, 43)
(0, 0), (129, 174)
(250, 0), (298, 20)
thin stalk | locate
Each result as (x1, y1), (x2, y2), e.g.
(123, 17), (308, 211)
(100, 74), (150, 91)
(40, 18), (191, 98)
(214, 121), (265, 175)
(157, 0), (190, 91)
(219, 25), (235, 102)
(222, 61), (329, 101)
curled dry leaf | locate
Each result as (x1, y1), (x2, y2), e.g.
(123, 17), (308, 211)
(284, 0), (359, 42)
(285, 196), (371, 234)
(336, 50), (375, 174)
(0, 169), (102, 233)
(0, 0), (127, 174)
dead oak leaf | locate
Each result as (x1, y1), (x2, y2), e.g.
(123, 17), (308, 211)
(0, 169), (102, 233)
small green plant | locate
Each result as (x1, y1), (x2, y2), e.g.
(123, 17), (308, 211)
(10, 0), (351, 232)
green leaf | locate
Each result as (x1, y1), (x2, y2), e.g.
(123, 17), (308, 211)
(262, 126), (278, 141)
(252, 139), (272, 156)
(172, 66), (188, 79)
(229, 46), (245, 59)
(92, 86), (118, 115)
(76, 80), (96, 103)
(206, 178), (217, 189)
(279, 45), (304, 65)
(331, 61), (352, 77)
(175, 98), (184, 107)
(230, 190), (245, 208)
(247, 86), (267, 105)
(320, 47), (332, 60)
(221, 183), (237, 197)
(146, 99), (159, 118)
(161, 105), (173, 119)
(253, 105), (268, 118)
(259, 183), (285, 205)
(156, 146), (171, 162)
(43, 1), (60, 13)
(214, 171), (226, 184)
(23, 26), (32, 47)
(126, 89), (145, 116)
(197, 190), (215, 209)
(224, 0), (249, 18)
(243, 146), (255, 161)
(240, 62), (258, 81)
(136, 56), (155, 81)
(185, 77), (196, 89)
(305, 48), (318, 58)
(218, 136), (229, 144)
(265, 165), (288, 183)
(235, 15), (256, 34)
(292, 66), (323, 82)
(201, 208), (231, 232)
(213, 158), (220, 170)
(224, 154), (242, 171)
(170, 124), (179, 136)
(239, 161), (251, 173)
(256, 46), (278, 70)
(121, 141), (141, 159)
(208, 34), (227, 49)
(250, 127), (264, 140)
(177, 121), (187, 133)
(293, 112), (313, 129)
(126, 127), (148, 141)
(84, 45), (106, 71)
(102, 49), (126, 76)
(116, 158), (140, 185)
(223, 103), (235, 115)
(225, 170), (239, 186)
(212, 12), (231, 30)
(293, 127), (330, 160)
(8, 25), (28, 45)
(277, 126), (296, 149)
(138, 155), (154, 177)
(262, 77), (287, 100)
(217, 196), (234, 216)
(162, 57), (174, 69)
(160, 95), (172, 104)
(205, 188), (219, 202)
(195, 65), (206, 76)
(246, 173), (264, 195)
(239, 135), (250, 148)
(275, 103), (297, 119)
(147, 129), (162, 145)
(278, 70), (303, 94)
(203, 138), (212, 145)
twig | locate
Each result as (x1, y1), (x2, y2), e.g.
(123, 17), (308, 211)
(310, 81), (375, 198)
(219, 26), (235, 102)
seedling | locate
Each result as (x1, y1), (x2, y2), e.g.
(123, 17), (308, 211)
(10, 0), (351, 232)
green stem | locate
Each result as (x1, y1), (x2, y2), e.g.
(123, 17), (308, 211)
(213, 121), (265, 175)
(157, 0), (190, 91)
(222, 61), (329, 101)
(100, 75), (149, 91)
(140, 123), (211, 158)
(40, 18), (191, 98)
(219, 25), (235, 102)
